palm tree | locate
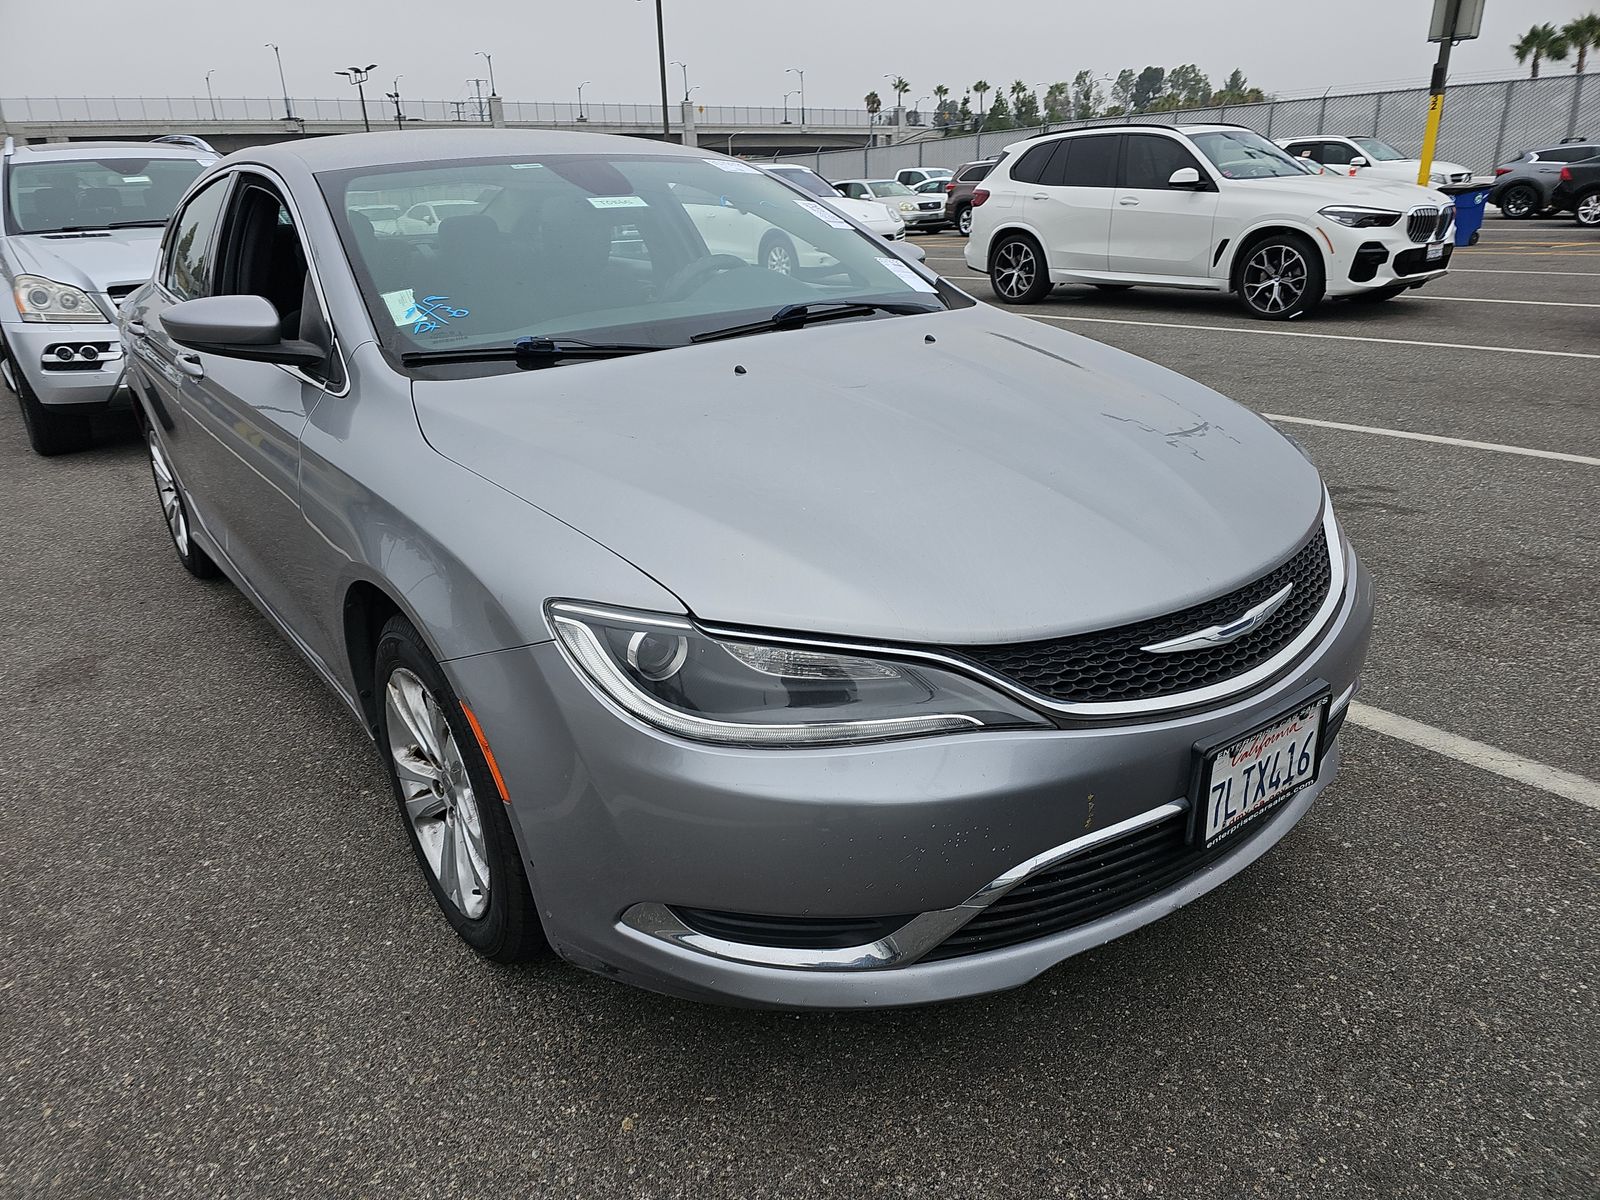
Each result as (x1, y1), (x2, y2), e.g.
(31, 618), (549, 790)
(1564, 13), (1600, 73)
(1512, 23), (1569, 78)
(864, 90), (882, 115)
(1010, 79), (1028, 104)
(932, 82), (950, 128)
(972, 79), (991, 127)
(891, 76), (910, 108)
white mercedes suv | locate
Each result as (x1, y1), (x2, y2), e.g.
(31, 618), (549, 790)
(966, 124), (1455, 320)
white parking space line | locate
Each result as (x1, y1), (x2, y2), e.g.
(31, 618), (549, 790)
(1263, 415), (1600, 467)
(1349, 704), (1600, 812)
(1416, 295), (1600, 309)
(1451, 268), (1600, 277)
(1022, 313), (1600, 361)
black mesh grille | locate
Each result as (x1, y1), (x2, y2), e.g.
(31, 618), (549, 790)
(1394, 244), (1453, 276)
(955, 529), (1334, 706)
(921, 804), (1279, 961)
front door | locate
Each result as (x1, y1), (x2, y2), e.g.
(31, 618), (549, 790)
(1107, 133), (1221, 280)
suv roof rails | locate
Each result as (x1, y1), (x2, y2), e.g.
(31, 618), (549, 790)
(151, 134), (218, 153)
(1559, 135), (1593, 143)
(2, 136), (14, 158)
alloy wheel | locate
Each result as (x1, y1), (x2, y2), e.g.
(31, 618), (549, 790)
(148, 433), (189, 556)
(1242, 244), (1308, 316)
(385, 667), (491, 920)
(1578, 194), (1600, 227)
(958, 207), (972, 236)
(993, 240), (1037, 301)
(1500, 185), (1536, 218)
(764, 242), (794, 275)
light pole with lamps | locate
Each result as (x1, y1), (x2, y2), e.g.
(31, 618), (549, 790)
(576, 81), (590, 122)
(476, 51), (497, 97)
(265, 44), (292, 120)
(783, 90), (798, 124)
(786, 67), (804, 125)
(386, 75), (404, 129)
(205, 71), (217, 120)
(334, 64), (377, 133)
(670, 60), (689, 102)
(727, 129), (749, 156)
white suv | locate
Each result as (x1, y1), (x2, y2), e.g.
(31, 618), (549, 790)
(965, 124), (1455, 320)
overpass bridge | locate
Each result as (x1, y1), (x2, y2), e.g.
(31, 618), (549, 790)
(0, 95), (925, 158)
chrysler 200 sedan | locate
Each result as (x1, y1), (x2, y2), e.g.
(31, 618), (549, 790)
(119, 131), (1372, 1008)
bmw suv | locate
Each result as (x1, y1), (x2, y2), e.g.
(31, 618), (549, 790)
(966, 124), (1455, 320)
(2, 137), (215, 454)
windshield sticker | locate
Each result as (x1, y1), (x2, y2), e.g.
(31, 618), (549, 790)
(587, 195), (649, 209)
(510, 163), (546, 170)
(794, 199), (852, 229)
(876, 257), (939, 293)
(392, 293), (470, 335)
(705, 159), (760, 173)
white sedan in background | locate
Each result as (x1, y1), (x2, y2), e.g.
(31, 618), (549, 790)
(764, 164), (907, 240)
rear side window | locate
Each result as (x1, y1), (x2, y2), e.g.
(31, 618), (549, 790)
(1319, 141), (1357, 166)
(1010, 142), (1062, 185)
(1044, 136), (1120, 187)
(1541, 145), (1600, 162)
(1122, 135), (1204, 188)
(957, 163), (994, 183)
(162, 176), (231, 301)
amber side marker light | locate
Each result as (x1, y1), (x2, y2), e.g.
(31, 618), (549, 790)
(460, 702), (511, 803)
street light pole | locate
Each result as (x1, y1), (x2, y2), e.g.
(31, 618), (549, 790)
(671, 60), (689, 102)
(577, 81), (590, 122)
(205, 71), (217, 120)
(783, 90), (798, 124)
(387, 76), (404, 130)
(476, 51), (497, 97)
(787, 67), (805, 125)
(266, 44), (292, 120)
(649, 0), (671, 139)
(335, 64), (377, 133)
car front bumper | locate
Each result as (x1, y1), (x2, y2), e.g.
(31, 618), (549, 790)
(445, 548), (1373, 1009)
(2, 317), (131, 407)
(898, 205), (948, 228)
(1322, 221), (1453, 296)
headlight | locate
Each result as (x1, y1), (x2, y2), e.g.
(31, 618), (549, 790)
(12, 274), (106, 323)
(898, 201), (915, 212)
(1317, 205), (1402, 228)
(1428, 172), (1445, 184)
(549, 601), (1048, 747)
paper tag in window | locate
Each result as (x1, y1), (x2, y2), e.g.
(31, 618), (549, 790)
(794, 199), (852, 229)
(588, 195), (649, 209)
(877, 257), (938, 293)
(706, 158), (760, 173)
(381, 288), (417, 327)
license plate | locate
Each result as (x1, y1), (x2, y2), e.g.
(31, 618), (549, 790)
(1192, 689), (1329, 848)
(1426, 241), (1445, 261)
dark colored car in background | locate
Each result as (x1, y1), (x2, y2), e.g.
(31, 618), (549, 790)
(1548, 156), (1600, 226)
(945, 157), (999, 237)
(1490, 139), (1600, 218)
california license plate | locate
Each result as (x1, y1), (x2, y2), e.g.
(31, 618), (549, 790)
(1193, 688), (1329, 848)
(1426, 241), (1445, 261)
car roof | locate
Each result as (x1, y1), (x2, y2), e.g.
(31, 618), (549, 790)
(5, 139), (214, 161)
(216, 128), (712, 175)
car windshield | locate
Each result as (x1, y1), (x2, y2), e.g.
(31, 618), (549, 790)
(1189, 131), (1308, 179)
(3, 156), (207, 234)
(1351, 138), (1407, 161)
(320, 153), (948, 364)
(867, 180), (915, 196)
(766, 166), (838, 198)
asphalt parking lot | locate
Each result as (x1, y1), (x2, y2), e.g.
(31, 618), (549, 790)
(3, 217), (1596, 1198)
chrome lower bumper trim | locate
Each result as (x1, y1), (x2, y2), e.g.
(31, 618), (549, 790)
(619, 800), (1188, 972)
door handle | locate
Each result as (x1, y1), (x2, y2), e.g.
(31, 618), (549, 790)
(177, 353), (205, 379)
(1118, 197), (1141, 206)
(125, 320), (146, 337)
(1032, 194), (1048, 200)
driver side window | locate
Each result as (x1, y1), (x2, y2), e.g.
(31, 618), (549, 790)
(162, 177), (231, 302)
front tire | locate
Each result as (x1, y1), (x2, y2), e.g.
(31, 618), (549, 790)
(759, 231), (798, 276)
(1235, 234), (1324, 321)
(374, 615), (543, 963)
(989, 233), (1053, 305)
(1496, 183), (1539, 219)
(147, 431), (219, 578)
(7, 342), (92, 456)
(1575, 190), (1600, 228)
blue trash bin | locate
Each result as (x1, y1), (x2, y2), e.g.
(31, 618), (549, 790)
(1443, 184), (1491, 247)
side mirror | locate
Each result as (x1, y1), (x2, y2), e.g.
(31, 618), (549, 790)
(1167, 167), (1205, 189)
(885, 239), (927, 265)
(161, 295), (327, 369)
(423, 212), (436, 225)
(1349, 156), (1368, 168)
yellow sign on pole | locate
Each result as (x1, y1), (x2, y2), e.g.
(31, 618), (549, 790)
(1418, 0), (1482, 185)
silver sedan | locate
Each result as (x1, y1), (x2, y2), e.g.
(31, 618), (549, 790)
(119, 130), (1372, 1008)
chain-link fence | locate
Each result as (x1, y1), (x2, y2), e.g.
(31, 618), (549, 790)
(780, 74), (1596, 180)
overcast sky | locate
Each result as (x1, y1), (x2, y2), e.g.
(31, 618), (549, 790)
(2, 1), (1595, 108)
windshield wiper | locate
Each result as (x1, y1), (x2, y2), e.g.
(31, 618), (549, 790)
(689, 300), (939, 345)
(105, 219), (171, 229)
(400, 336), (664, 368)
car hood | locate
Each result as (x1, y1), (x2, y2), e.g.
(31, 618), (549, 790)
(1367, 159), (1471, 178)
(822, 194), (901, 228)
(411, 308), (1325, 644)
(5, 227), (163, 295)
(1247, 175), (1450, 208)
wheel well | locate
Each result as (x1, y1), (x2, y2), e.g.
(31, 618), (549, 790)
(343, 581), (403, 734)
(1228, 226), (1320, 292)
(987, 226), (1042, 272)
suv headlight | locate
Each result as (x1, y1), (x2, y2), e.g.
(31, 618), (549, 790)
(549, 602), (1048, 747)
(13, 274), (106, 323)
(898, 200), (916, 212)
(1317, 205), (1402, 228)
